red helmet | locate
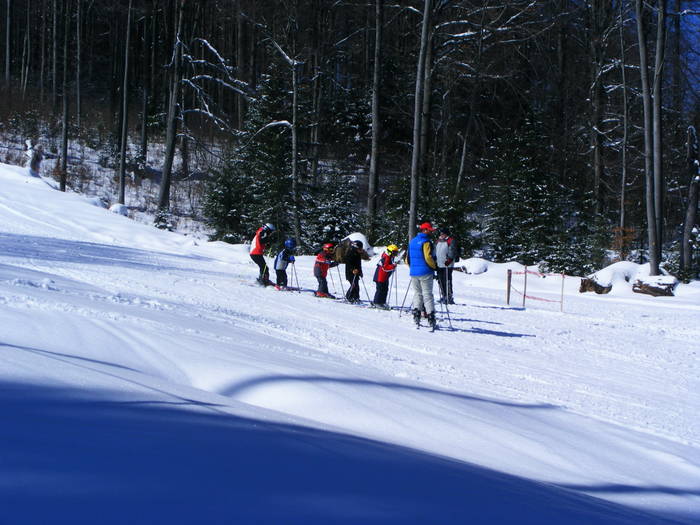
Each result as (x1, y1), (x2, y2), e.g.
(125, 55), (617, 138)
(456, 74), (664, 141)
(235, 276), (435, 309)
(323, 243), (334, 251)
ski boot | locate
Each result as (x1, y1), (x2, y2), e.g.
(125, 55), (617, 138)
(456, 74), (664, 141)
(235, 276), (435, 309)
(427, 312), (437, 330)
(412, 308), (421, 327)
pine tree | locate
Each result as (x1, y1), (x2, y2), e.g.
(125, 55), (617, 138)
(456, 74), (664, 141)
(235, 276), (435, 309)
(203, 62), (294, 244)
(483, 118), (568, 266)
(300, 176), (362, 248)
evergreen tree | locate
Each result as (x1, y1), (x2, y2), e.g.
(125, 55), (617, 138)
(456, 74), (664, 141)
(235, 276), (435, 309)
(204, 62), (293, 244)
(300, 175), (362, 248)
(481, 118), (608, 275)
(482, 119), (569, 266)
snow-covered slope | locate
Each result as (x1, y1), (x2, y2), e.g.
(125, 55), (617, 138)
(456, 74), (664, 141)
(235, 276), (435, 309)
(1, 163), (699, 524)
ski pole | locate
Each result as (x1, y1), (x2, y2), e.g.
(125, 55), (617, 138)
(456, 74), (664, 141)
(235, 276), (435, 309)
(394, 271), (398, 307)
(347, 273), (359, 302)
(329, 266), (338, 295)
(398, 279), (411, 317)
(336, 265), (346, 296)
(360, 275), (372, 303)
(292, 262), (300, 292)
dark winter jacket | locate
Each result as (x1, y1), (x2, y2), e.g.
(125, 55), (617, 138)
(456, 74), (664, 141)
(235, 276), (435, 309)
(274, 248), (295, 271)
(435, 236), (459, 268)
(314, 252), (338, 278)
(373, 252), (397, 283)
(407, 233), (437, 277)
(344, 246), (365, 280)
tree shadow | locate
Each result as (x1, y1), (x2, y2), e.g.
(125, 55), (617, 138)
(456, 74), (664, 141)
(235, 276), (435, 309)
(559, 484), (700, 497)
(220, 375), (555, 409)
(1, 380), (691, 525)
(445, 317), (504, 325)
(0, 232), (218, 274)
(0, 342), (139, 372)
(466, 326), (535, 338)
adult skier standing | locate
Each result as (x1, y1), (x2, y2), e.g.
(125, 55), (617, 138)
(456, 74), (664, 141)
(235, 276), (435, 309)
(250, 223), (275, 285)
(344, 240), (369, 303)
(407, 222), (437, 329)
(435, 229), (459, 304)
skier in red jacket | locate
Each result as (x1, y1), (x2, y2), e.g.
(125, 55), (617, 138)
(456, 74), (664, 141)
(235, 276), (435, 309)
(372, 244), (398, 308)
(313, 243), (339, 298)
(250, 223), (275, 285)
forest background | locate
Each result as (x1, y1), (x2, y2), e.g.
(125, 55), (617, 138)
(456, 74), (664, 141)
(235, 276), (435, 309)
(1, 0), (699, 279)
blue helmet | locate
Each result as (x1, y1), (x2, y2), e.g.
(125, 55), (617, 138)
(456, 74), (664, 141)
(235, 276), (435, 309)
(284, 238), (297, 250)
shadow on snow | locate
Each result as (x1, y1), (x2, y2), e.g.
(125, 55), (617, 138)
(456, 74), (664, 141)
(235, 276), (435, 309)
(1, 380), (693, 525)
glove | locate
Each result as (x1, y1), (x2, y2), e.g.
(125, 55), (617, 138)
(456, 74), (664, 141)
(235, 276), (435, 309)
(289, 256), (295, 262)
(445, 258), (453, 266)
(352, 269), (359, 275)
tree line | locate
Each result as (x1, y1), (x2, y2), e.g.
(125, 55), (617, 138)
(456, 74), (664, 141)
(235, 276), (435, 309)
(1, 0), (699, 278)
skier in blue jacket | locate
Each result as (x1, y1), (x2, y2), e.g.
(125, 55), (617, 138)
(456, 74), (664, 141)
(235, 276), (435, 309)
(273, 239), (297, 290)
(407, 222), (438, 328)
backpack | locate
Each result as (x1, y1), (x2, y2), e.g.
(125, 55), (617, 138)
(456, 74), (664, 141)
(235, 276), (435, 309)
(448, 237), (460, 263)
(333, 239), (353, 263)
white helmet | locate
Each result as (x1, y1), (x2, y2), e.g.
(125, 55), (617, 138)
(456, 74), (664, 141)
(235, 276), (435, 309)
(264, 223), (275, 232)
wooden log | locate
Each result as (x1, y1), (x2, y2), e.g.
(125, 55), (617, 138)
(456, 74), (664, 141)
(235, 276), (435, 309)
(579, 278), (612, 294)
(632, 280), (676, 297)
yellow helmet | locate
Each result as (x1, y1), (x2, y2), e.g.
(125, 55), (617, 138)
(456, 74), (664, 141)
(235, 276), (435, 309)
(387, 244), (399, 254)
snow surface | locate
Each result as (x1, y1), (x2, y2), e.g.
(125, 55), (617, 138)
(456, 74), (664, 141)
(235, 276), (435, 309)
(1, 162), (699, 524)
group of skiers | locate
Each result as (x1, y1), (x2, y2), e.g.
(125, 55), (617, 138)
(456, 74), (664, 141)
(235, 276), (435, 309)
(248, 221), (459, 329)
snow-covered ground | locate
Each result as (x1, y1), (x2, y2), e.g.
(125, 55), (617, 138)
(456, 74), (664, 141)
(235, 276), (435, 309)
(1, 162), (699, 524)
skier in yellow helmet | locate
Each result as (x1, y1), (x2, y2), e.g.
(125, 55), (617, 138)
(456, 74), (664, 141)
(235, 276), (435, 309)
(372, 244), (399, 308)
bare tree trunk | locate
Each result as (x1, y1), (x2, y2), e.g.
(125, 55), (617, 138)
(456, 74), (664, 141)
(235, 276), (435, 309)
(366, 0), (382, 243)
(455, 133), (467, 194)
(619, 0), (629, 232)
(309, 0), (324, 187)
(157, 0), (183, 213)
(40, 0), (45, 102)
(291, 59), (302, 245)
(140, 11), (151, 163)
(20, 0), (29, 96)
(652, 0), (667, 265)
(118, 0), (132, 205)
(455, 7), (486, 196)
(635, 0), (659, 274)
(75, 0), (81, 129)
(680, 126), (698, 274)
(588, 0), (612, 218)
(4, 0), (10, 85)
(236, 0), (245, 129)
(52, 0), (57, 114)
(419, 25), (433, 197)
(180, 87), (189, 178)
(60, 0), (70, 192)
(672, 0), (681, 114)
(408, 0), (431, 242)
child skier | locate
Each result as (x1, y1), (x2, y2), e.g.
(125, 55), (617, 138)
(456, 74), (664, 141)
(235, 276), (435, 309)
(250, 223), (275, 285)
(372, 244), (398, 308)
(274, 239), (297, 290)
(313, 243), (339, 298)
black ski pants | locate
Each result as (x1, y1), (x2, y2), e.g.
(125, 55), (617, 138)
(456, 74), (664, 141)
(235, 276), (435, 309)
(276, 270), (288, 287)
(373, 280), (389, 305)
(346, 275), (360, 302)
(436, 267), (454, 303)
(250, 254), (270, 283)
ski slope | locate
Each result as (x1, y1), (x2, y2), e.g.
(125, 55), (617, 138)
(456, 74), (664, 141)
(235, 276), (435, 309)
(1, 163), (699, 524)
